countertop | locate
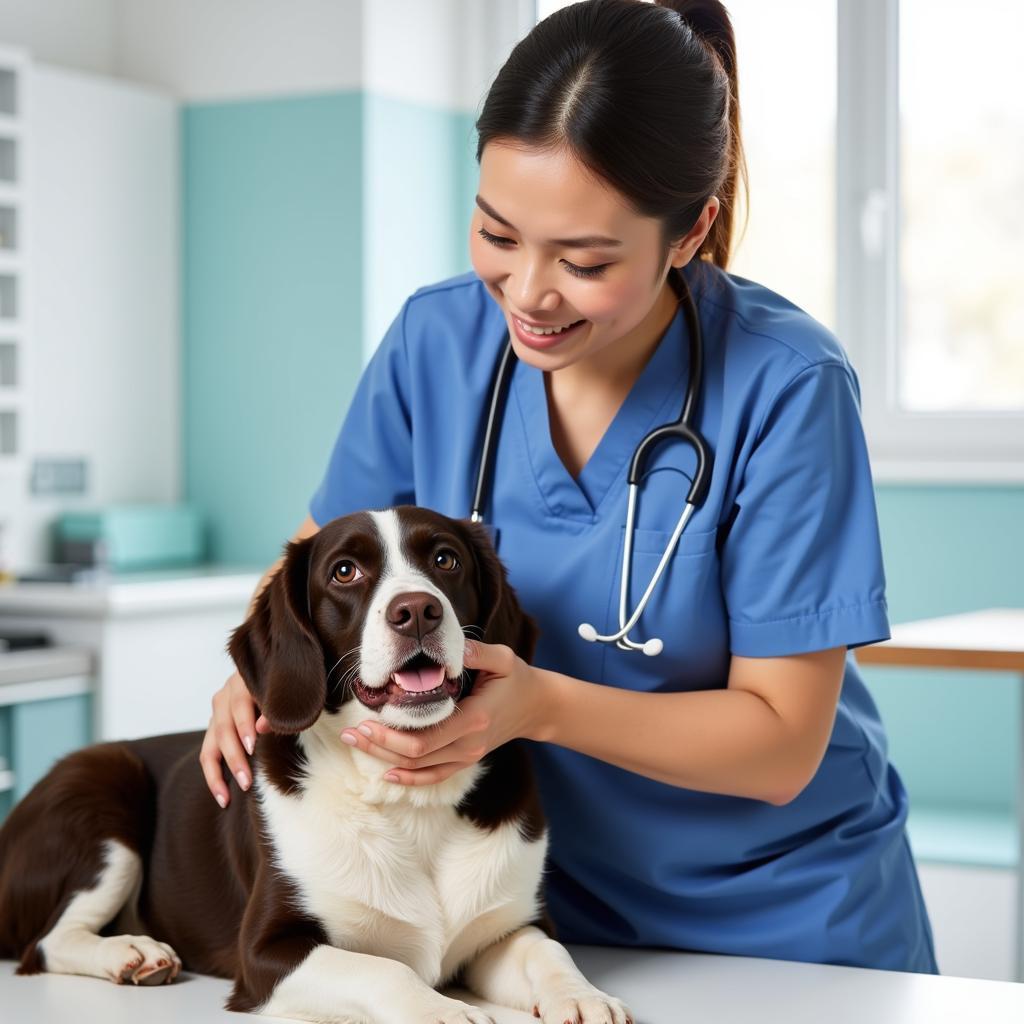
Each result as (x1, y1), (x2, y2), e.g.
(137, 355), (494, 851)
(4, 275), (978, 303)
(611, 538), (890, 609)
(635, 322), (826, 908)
(0, 566), (262, 617)
(4, 945), (1024, 1023)
(0, 645), (94, 687)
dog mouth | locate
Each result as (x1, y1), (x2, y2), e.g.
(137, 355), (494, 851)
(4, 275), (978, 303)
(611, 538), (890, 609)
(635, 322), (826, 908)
(352, 651), (463, 710)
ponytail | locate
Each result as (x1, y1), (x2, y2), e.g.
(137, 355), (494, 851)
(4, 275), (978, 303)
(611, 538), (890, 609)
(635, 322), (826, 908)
(655, 0), (749, 269)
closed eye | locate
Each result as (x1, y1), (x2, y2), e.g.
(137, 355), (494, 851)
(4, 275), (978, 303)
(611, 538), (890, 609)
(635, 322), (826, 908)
(476, 227), (610, 280)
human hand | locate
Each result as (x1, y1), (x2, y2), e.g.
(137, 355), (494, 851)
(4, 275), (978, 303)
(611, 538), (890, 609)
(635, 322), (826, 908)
(339, 640), (551, 786)
(199, 669), (272, 808)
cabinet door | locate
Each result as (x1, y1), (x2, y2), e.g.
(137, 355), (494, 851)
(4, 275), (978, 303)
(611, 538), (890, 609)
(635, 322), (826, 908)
(9, 694), (92, 804)
(0, 708), (11, 820)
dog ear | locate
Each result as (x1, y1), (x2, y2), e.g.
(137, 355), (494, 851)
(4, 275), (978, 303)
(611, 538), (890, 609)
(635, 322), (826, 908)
(460, 520), (540, 664)
(227, 535), (326, 734)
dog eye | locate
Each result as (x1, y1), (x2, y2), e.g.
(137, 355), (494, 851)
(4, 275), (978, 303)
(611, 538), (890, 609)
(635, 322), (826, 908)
(331, 560), (364, 584)
(434, 549), (460, 571)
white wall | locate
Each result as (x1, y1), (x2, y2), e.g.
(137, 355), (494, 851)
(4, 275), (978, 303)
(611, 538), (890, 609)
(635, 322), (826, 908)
(112, 0), (361, 101)
(0, 0), (116, 76)
(0, 0), (534, 110)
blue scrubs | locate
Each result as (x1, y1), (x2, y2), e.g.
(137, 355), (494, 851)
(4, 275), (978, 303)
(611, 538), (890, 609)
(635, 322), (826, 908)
(309, 259), (939, 975)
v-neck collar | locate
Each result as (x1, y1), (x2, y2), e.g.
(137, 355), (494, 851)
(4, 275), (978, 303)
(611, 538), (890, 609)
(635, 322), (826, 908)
(511, 260), (704, 522)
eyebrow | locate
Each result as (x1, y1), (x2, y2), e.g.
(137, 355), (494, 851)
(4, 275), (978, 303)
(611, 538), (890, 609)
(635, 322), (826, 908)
(475, 195), (624, 249)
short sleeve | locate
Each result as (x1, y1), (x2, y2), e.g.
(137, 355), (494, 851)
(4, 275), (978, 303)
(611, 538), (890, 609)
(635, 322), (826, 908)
(308, 300), (415, 525)
(721, 361), (891, 657)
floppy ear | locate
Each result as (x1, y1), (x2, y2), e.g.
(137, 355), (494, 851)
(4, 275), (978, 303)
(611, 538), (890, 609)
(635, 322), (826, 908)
(460, 520), (540, 664)
(226, 535), (326, 734)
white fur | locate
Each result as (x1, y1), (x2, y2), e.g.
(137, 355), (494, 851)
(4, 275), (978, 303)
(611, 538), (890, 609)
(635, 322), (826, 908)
(354, 509), (470, 732)
(255, 739), (549, 990)
(36, 838), (181, 985)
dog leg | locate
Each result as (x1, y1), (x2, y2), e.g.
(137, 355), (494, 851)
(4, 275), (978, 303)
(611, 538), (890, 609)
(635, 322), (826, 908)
(33, 837), (182, 986)
(461, 925), (633, 1024)
(248, 944), (498, 1024)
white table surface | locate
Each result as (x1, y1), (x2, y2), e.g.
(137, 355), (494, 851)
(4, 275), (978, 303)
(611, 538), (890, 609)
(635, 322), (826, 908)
(5, 945), (1024, 1023)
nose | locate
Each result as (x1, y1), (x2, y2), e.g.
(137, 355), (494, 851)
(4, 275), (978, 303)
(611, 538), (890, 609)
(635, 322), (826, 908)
(509, 258), (560, 315)
(386, 591), (443, 642)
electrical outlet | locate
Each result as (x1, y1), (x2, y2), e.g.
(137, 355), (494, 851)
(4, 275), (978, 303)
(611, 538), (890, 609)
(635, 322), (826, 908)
(30, 457), (88, 495)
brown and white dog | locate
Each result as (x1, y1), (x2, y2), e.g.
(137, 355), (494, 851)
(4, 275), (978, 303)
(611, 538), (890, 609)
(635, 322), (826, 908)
(0, 506), (633, 1024)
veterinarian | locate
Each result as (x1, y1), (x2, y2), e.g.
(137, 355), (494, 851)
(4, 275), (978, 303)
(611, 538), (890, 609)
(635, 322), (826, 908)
(201, 0), (938, 975)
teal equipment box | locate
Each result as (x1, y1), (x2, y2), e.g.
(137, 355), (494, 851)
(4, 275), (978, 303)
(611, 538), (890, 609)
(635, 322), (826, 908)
(57, 504), (206, 571)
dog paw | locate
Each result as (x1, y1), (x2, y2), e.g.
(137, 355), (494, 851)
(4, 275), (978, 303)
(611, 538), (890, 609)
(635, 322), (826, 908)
(96, 934), (183, 986)
(534, 984), (634, 1024)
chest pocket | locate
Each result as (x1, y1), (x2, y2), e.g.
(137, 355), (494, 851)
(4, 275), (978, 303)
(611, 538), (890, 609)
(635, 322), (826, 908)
(599, 522), (729, 693)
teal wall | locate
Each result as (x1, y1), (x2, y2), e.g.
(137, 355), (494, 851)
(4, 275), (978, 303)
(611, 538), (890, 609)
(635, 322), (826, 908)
(181, 91), (1022, 826)
(183, 92), (365, 567)
(184, 94), (478, 567)
(867, 485), (1024, 814)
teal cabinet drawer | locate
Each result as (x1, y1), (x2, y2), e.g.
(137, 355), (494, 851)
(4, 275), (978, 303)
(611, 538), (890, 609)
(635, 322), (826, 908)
(0, 694), (92, 823)
(11, 694), (92, 802)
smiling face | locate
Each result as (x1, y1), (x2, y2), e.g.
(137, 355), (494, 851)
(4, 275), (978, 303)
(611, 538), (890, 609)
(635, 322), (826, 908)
(308, 508), (488, 730)
(469, 140), (718, 379)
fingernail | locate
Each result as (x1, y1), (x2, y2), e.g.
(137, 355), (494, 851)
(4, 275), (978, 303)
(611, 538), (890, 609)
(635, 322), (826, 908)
(236, 770), (250, 790)
(357, 724), (372, 738)
(243, 735), (254, 756)
(216, 792), (227, 809)
(383, 772), (399, 782)
(341, 731), (357, 745)
(464, 640), (475, 659)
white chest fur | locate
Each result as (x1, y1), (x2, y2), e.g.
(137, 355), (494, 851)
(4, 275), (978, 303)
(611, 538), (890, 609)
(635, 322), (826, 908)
(253, 741), (548, 988)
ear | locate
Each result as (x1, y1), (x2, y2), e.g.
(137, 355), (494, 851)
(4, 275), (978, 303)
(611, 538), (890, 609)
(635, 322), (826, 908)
(226, 535), (326, 734)
(460, 520), (540, 664)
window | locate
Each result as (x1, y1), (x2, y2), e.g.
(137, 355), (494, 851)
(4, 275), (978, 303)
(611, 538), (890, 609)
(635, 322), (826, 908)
(715, 1), (836, 333)
(532, 1), (1024, 478)
(898, 0), (1024, 414)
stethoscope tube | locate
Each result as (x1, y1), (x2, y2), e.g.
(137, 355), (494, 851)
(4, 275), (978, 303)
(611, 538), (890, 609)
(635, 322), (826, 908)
(471, 268), (713, 656)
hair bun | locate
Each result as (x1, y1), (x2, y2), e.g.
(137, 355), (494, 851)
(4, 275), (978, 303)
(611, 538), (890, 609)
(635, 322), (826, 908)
(655, 0), (735, 76)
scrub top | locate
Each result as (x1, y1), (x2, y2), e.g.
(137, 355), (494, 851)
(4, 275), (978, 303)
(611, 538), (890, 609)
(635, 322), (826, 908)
(308, 259), (939, 975)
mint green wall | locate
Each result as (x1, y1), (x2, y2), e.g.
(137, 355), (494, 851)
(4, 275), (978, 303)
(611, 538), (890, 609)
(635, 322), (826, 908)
(182, 93), (1022, 823)
(183, 93), (364, 567)
(184, 95), (478, 567)
(866, 485), (1024, 813)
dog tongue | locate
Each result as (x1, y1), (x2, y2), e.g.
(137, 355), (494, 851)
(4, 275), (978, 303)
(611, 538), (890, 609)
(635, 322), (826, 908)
(393, 663), (446, 693)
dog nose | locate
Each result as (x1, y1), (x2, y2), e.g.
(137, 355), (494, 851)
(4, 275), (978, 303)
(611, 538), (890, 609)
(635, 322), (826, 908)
(386, 591), (443, 641)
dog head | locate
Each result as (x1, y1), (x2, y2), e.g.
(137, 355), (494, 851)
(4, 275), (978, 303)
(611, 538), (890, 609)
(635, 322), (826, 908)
(227, 506), (539, 734)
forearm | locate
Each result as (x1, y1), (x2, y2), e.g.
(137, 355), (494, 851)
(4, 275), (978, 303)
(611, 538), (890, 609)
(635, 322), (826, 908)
(533, 671), (806, 805)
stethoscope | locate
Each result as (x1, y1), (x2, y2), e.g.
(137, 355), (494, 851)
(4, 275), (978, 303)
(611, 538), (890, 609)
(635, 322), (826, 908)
(470, 267), (712, 656)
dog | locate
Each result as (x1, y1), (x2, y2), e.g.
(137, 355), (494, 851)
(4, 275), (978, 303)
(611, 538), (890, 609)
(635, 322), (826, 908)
(0, 506), (633, 1024)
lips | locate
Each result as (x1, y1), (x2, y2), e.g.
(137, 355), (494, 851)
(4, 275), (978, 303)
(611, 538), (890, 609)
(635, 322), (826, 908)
(353, 652), (462, 709)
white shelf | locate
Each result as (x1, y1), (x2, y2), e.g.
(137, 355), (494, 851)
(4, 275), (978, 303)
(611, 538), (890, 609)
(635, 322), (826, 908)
(0, 48), (27, 472)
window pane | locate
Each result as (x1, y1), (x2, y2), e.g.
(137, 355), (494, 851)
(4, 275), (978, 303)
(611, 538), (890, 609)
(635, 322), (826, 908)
(726, 1), (836, 332)
(899, 1), (1024, 412)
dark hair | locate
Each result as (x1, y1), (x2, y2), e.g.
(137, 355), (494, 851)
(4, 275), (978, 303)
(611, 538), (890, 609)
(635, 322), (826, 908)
(474, 0), (749, 287)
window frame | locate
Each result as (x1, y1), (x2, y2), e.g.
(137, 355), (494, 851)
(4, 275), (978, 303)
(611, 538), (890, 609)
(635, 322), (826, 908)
(837, 0), (1024, 483)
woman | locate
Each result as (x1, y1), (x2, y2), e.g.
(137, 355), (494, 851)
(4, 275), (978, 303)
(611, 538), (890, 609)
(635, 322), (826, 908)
(200, 0), (938, 974)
